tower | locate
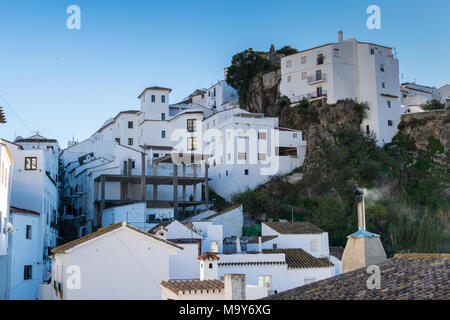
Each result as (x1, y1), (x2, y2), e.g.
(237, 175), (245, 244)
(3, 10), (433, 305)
(197, 252), (220, 281)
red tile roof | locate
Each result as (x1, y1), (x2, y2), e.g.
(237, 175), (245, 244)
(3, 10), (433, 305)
(161, 279), (224, 295)
(198, 252), (221, 261)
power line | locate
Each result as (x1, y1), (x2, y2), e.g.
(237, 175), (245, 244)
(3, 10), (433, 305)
(0, 93), (34, 135)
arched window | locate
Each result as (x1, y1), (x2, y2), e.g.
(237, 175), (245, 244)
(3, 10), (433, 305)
(209, 263), (213, 269)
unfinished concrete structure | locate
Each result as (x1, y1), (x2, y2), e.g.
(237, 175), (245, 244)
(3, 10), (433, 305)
(94, 153), (211, 220)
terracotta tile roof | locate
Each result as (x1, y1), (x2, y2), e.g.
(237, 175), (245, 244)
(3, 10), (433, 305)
(52, 221), (183, 253)
(263, 253), (450, 300)
(148, 221), (173, 234)
(263, 249), (334, 269)
(10, 206), (40, 216)
(0, 107), (6, 123)
(198, 252), (221, 261)
(161, 279), (224, 295)
(201, 204), (242, 221)
(247, 236), (279, 244)
(264, 222), (325, 234)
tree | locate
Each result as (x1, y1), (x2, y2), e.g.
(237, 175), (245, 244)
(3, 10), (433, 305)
(416, 211), (440, 252)
(276, 45), (299, 56)
(226, 49), (273, 107)
(421, 99), (445, 110)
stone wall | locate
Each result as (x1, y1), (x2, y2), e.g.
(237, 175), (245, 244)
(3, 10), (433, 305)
(397, 107), (450, 152)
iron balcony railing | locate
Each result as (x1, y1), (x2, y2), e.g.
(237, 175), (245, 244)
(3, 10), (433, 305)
(307, 73), (327, 84)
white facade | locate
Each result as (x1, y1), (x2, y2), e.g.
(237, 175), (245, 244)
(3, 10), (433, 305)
(401, 82), (450, 112)
(0, 137), (59, 300)
(0, 140), (13, 256)
(1, 208), (41, 300)
(60, 83), (306, 234)
(41, 222), (181, 300)
(205, 80), (239, 111)
(280, 32), (403, 145)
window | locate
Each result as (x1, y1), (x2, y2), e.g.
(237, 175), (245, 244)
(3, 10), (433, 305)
(187, 137), (197, 150)
(382, 82), (386, 89)
(25, 157), (37, 170)
(131, 160), (136, 169)
(286, 60), (292, 68)
(317, 86), (323, 96)
(370, 48), (375, 55)
(128, 138), (133, 146)
(293, 133), (298, 138)
(115, 138), (120, 144)
(272, 243), (277, 249)
(333, 48), (340, 57)
(211, 241), (219, 253)
(161, 131), (166, 139)
(310, 240), (319, 252)
(388, 120), (393, 126)
(226, 170), (228, 176)
(387, 100), (392, 108)
(151, 95), (156, 102)
(213, 87), (216, 97)
(209, 263), (213, 269)
(258, 132), (267, 140)
(227, 153), (231, 161)
(366, 125), (370, 133)
(187, 119), (197, 132)
(161, 95), (166, 103)
(26, 225), (32, 239)
(258, 153), (266, 161)
(153, 153), (159, 158)
(128, 121), (133, 129)
(287, 76), (292, 83)
(244, 169), (249, 175)
(317, 53), (324, 65)
(301, 72), (307, 80)
(161, 113), (166, 120)
(238, 153), (247, 160)
(24, 265), (32, 280)
(301, 56), (307, 64)
(380, 64), (385, 72)
(220, 156), (223, 164)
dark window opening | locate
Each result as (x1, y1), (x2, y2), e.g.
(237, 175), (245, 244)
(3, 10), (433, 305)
(24, 265), (32, 280)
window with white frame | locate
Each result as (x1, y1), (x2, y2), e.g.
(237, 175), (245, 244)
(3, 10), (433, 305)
(380, 64), (385, 72)
(187, 137), (197, 150)
(238, 152), (247, 160)
(302, 72), (307, 80)
(258, 132), (267, 140)
(287, 76), (292, 83)
(286, 60), (292, 68)
(301, 56), (307, 64)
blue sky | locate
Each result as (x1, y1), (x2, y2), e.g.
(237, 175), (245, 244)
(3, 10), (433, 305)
(0, 0), (449, 147)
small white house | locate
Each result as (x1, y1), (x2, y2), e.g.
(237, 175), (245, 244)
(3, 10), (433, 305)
(161, 253), (267, 300)
(41, 221), (183, 300)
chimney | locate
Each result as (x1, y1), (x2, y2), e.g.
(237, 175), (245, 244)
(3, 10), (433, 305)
(341, 189), (387, 273)
(224, 274), (246, 300)
(338, 30), (343, 43)
(258, 236), (262, 253)
(356, 191), (366, 231)
(198, 253), (220, 281)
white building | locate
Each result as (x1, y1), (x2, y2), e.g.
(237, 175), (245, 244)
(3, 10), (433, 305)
(401, 82), (450, 112)
(0, 136), (59, 300)
(0, 139), (13, 256)
(280, 31), (403, 145)
(161, 253), (268, 300)
(205, 80), (239, 111)
(41, 222), (183, 300)
(59, 83), (306, 235)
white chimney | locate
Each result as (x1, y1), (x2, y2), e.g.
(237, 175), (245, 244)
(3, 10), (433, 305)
(224, 274), (246, 300)
(338, 30), (343, 43)
(356, 192), (366, 231)
(258, 237), (262, 253)
(342, 189), (387, 273)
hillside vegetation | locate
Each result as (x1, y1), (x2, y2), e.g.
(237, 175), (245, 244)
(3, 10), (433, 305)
(225, 48), (450, 256)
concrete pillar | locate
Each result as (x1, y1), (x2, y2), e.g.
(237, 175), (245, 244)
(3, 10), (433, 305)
(205, 161), (209, 210)
(173, 163), (178, 218)
(182, 164), (186, 201)
(100, 176), (106, 212)
(224, 274), (246, 300)
(141, 152), (146, 201)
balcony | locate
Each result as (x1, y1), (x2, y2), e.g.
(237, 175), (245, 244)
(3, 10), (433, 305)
(307, 73), (327, 84)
